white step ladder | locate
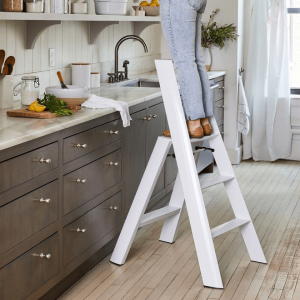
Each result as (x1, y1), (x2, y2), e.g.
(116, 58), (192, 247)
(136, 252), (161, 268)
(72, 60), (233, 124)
(110, 60), (266, 289)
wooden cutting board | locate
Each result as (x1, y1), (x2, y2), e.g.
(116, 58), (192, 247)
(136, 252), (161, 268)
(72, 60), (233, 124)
(7, 109), (56, 119)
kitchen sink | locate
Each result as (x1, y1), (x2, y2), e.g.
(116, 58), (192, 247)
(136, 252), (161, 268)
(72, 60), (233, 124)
(117, 79), (160, 88)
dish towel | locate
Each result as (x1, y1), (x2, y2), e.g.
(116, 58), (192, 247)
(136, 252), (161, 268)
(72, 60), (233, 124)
(238, 76), (250, 136)
(81, 94), (132, 127)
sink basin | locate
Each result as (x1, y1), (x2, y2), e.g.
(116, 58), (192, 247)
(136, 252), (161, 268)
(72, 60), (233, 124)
(116, 79), (160, 88)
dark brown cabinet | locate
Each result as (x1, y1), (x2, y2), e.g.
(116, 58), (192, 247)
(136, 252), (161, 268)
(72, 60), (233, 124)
(0, 234), (59, 300)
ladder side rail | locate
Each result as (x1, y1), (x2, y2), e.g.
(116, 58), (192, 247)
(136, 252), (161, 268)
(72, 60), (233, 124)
(110, 137), (172, 265)
(155, 60), (223, 288)
(209, 117), (267, 263)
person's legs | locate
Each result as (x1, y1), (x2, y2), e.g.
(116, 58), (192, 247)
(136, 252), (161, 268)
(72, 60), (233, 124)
(160, 0), (206, 121)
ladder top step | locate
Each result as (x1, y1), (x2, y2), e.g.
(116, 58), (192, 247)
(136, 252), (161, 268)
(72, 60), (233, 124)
(200, 175), (235, 189)
(160, 133), (220, 143)
(140, 205), (181, 228)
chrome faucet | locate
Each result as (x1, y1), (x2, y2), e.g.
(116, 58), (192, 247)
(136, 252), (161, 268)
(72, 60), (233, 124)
(108, 35), (148, 83)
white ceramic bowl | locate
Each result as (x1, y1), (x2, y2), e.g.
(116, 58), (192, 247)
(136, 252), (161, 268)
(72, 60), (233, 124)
(46, 85), (88, 106)
(95, 0), (127, 15)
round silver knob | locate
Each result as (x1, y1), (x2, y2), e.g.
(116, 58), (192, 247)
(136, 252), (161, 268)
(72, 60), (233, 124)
(152, 115), (158, 118)
(39, 253), (51, 259)
(39, 198), (51, 203)
(76, 178), (87, 184)
(139, 117), (147, 120)
(39, 158), (51, 164)
(76, 228), (86, 233)
(109, 130), (119, 135)
(219, 86), (225, 89)
(109, 206), (118, 210)
(76, 143), (87, 148)
(109, 162), (119, 166)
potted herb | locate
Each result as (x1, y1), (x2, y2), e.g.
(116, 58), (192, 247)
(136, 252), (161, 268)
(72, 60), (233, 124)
(201, 9), (238, 71)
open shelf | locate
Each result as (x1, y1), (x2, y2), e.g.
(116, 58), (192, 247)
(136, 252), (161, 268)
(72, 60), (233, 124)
(0, 13), (161, 49)
(0, 12), (161, 22)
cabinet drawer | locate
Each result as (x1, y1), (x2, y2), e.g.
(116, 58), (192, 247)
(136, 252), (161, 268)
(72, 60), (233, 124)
(63, 192), (122, 266)
(0, 181), (58, 256)
(63, 149), (122, 214)
(213, 99), (224, 124)
(0, 142), (58, 194)
(0, 234), (58, 300)
(63, 119), (122, 164)
(214, 81), (224, 102)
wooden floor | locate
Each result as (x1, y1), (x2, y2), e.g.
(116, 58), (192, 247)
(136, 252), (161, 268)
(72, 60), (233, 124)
(59, 159), (300, 300)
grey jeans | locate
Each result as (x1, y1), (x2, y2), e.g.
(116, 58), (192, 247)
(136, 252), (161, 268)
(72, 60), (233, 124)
(160, 0), (213, 120)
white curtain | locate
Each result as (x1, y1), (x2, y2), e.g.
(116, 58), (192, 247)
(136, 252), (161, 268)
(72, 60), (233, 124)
(243, 0), (292, 161)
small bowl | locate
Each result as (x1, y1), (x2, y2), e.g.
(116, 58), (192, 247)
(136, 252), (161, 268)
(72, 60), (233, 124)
(132, 5), (160, 16)
(45, 85), (88, 106)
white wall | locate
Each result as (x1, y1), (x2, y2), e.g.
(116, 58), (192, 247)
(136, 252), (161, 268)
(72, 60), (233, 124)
(0, 19), (161, 99)
(202, 0), (244, 164)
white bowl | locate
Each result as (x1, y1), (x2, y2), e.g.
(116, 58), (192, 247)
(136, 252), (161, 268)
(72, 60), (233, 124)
(95, 0), (127, 15)
(46, 85), (88, 99)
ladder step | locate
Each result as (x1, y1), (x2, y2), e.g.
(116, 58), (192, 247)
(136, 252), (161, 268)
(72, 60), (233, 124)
(190, 133), (220, 143)
(211, 218), (250, 238)
(200, 175), (235, 189)
(140, 206), (181, 228)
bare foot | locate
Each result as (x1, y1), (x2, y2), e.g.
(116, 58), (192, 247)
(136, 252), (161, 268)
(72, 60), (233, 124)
(187, 119), (201, 132)
(200, 117), (209, 125)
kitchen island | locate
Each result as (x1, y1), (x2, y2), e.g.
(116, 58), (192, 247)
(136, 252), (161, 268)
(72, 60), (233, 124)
(0, 70), (225, 300)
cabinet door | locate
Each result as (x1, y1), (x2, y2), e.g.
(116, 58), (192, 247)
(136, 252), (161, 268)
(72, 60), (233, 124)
(123, 109), (147, 218)
(146, 103), (166, 197)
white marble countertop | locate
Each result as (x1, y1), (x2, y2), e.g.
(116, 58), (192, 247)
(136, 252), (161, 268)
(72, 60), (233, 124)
(0, 70), (226, 152)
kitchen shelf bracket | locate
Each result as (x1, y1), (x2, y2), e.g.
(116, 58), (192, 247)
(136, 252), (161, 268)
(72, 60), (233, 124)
(26, 20), (62, 50)
(89, 21), (119, 44)
(134, 21), (160, 37)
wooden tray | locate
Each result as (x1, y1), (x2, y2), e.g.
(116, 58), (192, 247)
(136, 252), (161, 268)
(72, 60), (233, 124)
(7, 109), (57, 119)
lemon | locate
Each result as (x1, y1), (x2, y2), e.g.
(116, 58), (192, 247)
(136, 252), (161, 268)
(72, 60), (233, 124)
(34, 103), (46, 112)
(151, 0), (159, 4)
(149, 2), (156, 6)
(140, 1), (149, 5)
(28, 101), (46, 112)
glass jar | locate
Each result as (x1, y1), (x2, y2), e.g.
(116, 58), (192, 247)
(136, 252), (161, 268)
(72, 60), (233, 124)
(13, 76), (40, 106)
(4, 0), (23, 12)
(25, 0), (44, 12)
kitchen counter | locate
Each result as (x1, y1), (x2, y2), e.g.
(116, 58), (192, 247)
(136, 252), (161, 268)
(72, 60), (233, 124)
(0, 70), (226, 152)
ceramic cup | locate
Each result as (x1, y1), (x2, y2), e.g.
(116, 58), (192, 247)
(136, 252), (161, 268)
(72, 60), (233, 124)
(90, 73), (101, 88)
(71, 63), (91, 89)
(0, 76), (14, 109)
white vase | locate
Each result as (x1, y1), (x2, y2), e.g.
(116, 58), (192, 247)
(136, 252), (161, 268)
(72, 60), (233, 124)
(201, 47), (212, 71)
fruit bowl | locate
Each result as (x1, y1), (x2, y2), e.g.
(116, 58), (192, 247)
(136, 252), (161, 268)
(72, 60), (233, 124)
(132, 5), (160, 16)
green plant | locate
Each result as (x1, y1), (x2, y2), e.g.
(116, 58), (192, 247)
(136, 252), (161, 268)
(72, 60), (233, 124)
(201, 9), (238, 49)
(38, 93), (74, 117)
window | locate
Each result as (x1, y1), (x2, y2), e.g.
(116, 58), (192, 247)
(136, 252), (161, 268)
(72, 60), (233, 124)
(287, 1), (300, 89)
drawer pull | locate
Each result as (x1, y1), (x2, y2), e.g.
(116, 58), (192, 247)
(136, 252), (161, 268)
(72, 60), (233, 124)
(109, 206), (119, 210)
(75, 178), (87, 184)
(76, 228), (87, 233)
(105, 162), (119, 166)
(39, 158), (51, 164)
(152, 115), (158, 118)
(147, 117), (152, 121)
(219, 86), (225, 90)
(34, 253), (51, 259)
(109, 130), (119, 135)
(38, 198), (51, 203)
(75, 143), (87, 148)
(139, 117), (147, 120)
(215, 105), (224, 108)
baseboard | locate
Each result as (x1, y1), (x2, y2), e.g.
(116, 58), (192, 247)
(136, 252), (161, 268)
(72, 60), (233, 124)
(227, 145), (243, 165)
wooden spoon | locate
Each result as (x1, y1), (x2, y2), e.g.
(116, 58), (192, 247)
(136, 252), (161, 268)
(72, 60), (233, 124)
(2, 56), (15, 75)
(57, 71), (68, 89)
(0, 50), (5, 73)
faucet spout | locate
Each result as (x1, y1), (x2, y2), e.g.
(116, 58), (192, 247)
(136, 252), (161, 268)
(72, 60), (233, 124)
(114, 35), (148, 81)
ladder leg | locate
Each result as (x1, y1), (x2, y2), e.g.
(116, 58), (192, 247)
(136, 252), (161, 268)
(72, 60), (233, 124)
(209, 117), (266, 264)
(156, 60), (223, 289)
(160, 151), (202, 243)
(110, 137), (172, 265)
(159, 173), (185, 243)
